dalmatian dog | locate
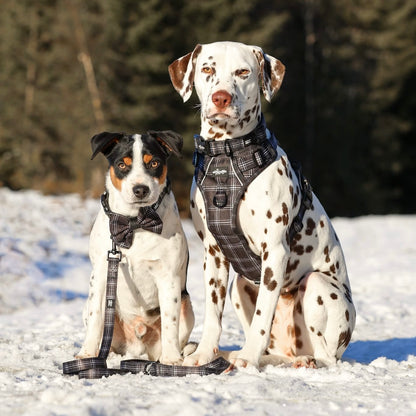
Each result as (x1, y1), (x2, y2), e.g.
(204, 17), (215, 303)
(77, 130), (195, 365)
(169, 41), (356, 368)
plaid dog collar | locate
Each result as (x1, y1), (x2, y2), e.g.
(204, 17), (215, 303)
(101, 179), (171, 248)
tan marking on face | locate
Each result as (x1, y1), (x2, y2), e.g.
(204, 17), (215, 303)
(110, 166), (123, 191)
(123, 156), (132, 166)
(158, 165), (168, 185)
(143, 154), (153, 164)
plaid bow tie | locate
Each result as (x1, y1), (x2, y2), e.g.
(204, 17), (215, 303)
(101, 193), (163, 249)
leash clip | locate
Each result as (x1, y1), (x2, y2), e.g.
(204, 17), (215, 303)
(108, 240), (122, 261)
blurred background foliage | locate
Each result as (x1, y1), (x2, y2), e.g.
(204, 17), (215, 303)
(0, 0), (415, 217)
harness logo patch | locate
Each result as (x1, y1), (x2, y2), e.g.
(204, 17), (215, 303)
(211, 167), (228, 177)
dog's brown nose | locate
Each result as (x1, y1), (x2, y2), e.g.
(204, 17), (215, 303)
(212, 90), (232, 109)
(133, 184), (150, 199)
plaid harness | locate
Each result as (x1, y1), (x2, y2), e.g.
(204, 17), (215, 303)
(194, 117), (313, 283)
(194, 118), (278, 282)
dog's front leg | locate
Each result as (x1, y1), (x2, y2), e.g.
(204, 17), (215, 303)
(157, 275), (183, 365)
(232, 245), (288, 368)
(184, 236), (230, 366)
(76, 261), (107, 358)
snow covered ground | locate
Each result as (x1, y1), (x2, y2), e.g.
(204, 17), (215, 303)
(0, 187), (415, 416)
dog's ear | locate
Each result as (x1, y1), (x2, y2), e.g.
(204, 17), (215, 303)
(168, 44), (202, 102)
(90, 132), (124, 160)
(252, 46), (285, 103)
(147, 130), (183, 159)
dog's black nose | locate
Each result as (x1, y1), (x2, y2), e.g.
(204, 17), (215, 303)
(133, 184), (150, 199)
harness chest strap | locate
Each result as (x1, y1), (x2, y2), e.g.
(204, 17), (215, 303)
(194, 117), (312, 283)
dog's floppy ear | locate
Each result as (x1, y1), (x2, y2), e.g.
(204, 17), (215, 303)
(90, 132), (124, 160)
(168, 44), (202, 102)
(147, 130), (183, 159)
(252, 46), (285, 103)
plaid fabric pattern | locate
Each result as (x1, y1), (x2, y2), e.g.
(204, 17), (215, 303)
(101, 192), (164, 249)
(194, 124), (278, 282)
(120, 356), (230, 377)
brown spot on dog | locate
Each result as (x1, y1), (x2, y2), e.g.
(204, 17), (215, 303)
(305, 245), (313, 253)
(264, 228), (268, 234)
(197, 230), (204, 241)
(220, 285), (226, 300)
(330, 264), (336, 274)
(278, 168), (283, 176)
(256, 309), (261, 316)
(235, 302), (240, 309)
(263, 267), (274, 285)
(215, 257), (221, 269)
(208, 245), (216, 256)
(338, 328), (352, 349)
(330, 293), (338, 300)
(285, 259), (299, 275)
(244, 284), (257, 305)
(263, 251), (269, 261)
(295, 339), (303, 349)
(310, 326), (315, 332)
(320, 220), (325, 228)
(317, 296), (323, 305)
(295, 301), (302, 314)
(251, 209), (255, 216)
(211, 290), (218, 304)
(324, 246), (330, 263)
(345, 310), (350, 321)
(317, 331), (322, 336)
(266, 210), (272, 219)
(282, 203), (289, 225)
(294, 325), (301, 337)
(305, 218), (316, 235)
(260, 330), (265, 336)
(292, 244), (304, 256)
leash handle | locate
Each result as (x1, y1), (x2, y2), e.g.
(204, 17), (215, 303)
(98, 247), (121, 358)
(63, 244), (121, 377)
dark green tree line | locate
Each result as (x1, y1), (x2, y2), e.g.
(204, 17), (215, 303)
(0, 0), (415, 215)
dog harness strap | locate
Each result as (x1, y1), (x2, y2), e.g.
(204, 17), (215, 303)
(194, 117), (313, 283)
(194, 118), (278, 282)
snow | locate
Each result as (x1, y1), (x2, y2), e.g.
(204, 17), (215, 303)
(0, 187), (415, 416)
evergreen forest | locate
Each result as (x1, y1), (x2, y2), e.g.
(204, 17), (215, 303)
(1, 0), (415, 216)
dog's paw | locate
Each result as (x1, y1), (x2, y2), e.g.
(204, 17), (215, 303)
(292, 355), (317, 369)
(183, 349), (216, 366)
(160, 353), (183, 366)
(230, 357), (257, 369)
(182, 342), (198, 357)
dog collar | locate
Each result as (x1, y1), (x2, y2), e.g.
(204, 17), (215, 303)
(101, 179), (171, 248)
(193, 114), (268, 157)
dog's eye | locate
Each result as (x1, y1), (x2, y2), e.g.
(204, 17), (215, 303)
(202, 67), (213, 75)
(236, 69), (250, 77)
(150, 160), (160, 169)
(118, 162), (127, 170)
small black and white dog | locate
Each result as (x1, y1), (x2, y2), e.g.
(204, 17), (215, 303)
(77, 130), (194, 365)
